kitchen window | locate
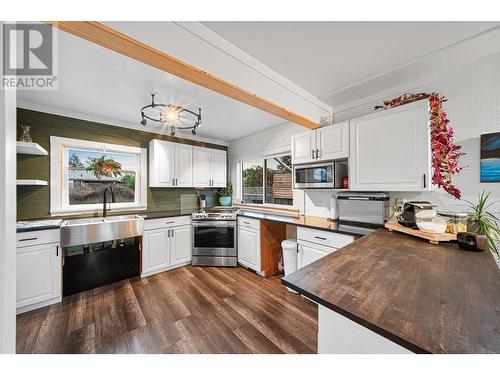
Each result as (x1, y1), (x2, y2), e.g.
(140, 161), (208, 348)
(240, 154), (293, 206)
(50, 136), (147, 215)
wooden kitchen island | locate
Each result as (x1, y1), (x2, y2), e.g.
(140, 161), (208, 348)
(282, 229), (500, 354)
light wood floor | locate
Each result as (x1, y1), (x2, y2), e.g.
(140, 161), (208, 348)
(16, 266), (318, 354)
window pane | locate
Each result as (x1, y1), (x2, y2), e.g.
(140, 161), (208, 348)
(68, 149), (137, 205)
(265, 155), (292, 206)
(242, 160), (263, 204)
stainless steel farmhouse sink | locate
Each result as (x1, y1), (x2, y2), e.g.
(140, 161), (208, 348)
(60, 215), (144, 247)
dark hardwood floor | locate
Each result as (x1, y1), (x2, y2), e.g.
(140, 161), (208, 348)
(16, 266), (318, 354)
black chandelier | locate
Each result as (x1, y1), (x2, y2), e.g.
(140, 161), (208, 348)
(140, 94), (202, 136)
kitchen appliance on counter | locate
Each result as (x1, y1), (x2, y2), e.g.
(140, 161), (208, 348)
(192, 208), (239, 267)
(397, 201), (434, 229)
(336, 192), (389, 225)
(294, 160), (347, 189)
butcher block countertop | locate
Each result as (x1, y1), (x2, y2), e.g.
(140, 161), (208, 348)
(282, 229), (500, 354)
(238, 210), (380, 237)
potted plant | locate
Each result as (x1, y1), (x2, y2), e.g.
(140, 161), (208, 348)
(464, 190), (500, 266)
(218, 182), (233, 206)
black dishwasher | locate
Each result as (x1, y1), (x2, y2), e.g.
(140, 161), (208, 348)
(63, 237), (140, 296)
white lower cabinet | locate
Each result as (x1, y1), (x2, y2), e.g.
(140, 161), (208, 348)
(171, 224), (192, 266)
(237, 217), (261, 272)
(298, 242), (333, 269)
(297, 227), (355, 269)
(318, 305), (412, 353)
(142, 218), (192, 277)
(142, 228), (170, 275)
(16, 229), (61, 314)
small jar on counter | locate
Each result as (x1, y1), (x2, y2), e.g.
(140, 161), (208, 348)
(438, 211), (468, 234)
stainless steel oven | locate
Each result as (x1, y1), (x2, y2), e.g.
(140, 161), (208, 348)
(192, 220), (237, 267)
(294, 161), (336, 188)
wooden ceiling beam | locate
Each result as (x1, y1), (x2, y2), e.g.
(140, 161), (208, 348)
(45, 21), (321, 130)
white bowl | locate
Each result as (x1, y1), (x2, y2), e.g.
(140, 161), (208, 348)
(416, 217), (447, 234)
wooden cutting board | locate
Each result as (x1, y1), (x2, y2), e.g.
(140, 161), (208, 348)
(384, 222), (457, 244)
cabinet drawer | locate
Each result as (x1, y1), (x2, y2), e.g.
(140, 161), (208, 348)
(238, 217), (260, 230)
(17, 229), (60, 247)
(144, 216), (191, 230)
(297, 227), (354, 249)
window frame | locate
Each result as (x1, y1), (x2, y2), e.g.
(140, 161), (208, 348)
(238, 152), (293, 208)
(50, 136), (147, 216)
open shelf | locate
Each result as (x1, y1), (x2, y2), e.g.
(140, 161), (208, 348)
(16, 179), (48, 186)
(16, 141), (48, 156)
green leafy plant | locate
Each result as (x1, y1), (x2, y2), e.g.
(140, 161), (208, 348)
(464, 190), (500, 256)
(218, 182), (233, 197)
(86, 155), (122, 179)
(122, 174), (136, 189)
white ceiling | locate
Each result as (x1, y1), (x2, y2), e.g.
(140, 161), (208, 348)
(203, 22), (500, 107)
(17, 28), (286, 143)
(19, 22), (500, 143)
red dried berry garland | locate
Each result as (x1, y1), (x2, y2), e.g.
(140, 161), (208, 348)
(375, 93), (465, 199)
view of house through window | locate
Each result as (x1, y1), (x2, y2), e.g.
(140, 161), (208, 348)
(241, 155), (293, 206)
(68, 149), (137, 205)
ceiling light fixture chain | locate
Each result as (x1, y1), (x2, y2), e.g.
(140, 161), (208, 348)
(140, 93), (202, 136)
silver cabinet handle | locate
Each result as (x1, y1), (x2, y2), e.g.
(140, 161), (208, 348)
(311, 149), (315, 159)
(167, 229), (170, 237)
(317, 149), (321, 159)
(171, 229), (174, 238)
(56, 245), (59, 256)
(315, 236), (327, 241)
(175, 178), (178, 186)
(172, 178), (175, 185)
(423, 173), (426, 188)
(165, 221), (175, 224)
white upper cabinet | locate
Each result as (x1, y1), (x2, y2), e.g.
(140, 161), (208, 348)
(291, 122), (349, 164)
(291, 132), (315, 165)
(149, 139), (175, 187)
(349, 100), (432, 191)
(192, 147), (211, 187)
(150, 140), (226, 188)
(192, 146), (227, 188)
(316, 122), (349, 161)
(174, 143), (193, 187)
(210, 149), (227, 187)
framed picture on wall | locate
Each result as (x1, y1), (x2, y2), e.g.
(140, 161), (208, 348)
(480, 132), (500, 182)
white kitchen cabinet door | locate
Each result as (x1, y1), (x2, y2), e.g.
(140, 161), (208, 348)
(149, 140), (175, 187)
(316, 122), (349, 161)
(16, 242), (61, 310)
(237, 226), (260, 272)
(171, 224), (192, 266)
(174, 143), (193, 187)
(298, 243), (334, 269)
(192, 146), (211, 187)
(142, 228), (170, 275)
(349, 101), (431, 191)
(210, 149), (227, 187)
(292, 132), (315, 164)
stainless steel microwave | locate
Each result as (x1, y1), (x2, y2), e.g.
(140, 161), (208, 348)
(294, 161), (337, 188)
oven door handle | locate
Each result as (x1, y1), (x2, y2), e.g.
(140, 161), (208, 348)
(192, 221), (237, 227)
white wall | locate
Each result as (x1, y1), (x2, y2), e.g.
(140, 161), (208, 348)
(228, 52), (500, 217)
(0, 55), (17, 352)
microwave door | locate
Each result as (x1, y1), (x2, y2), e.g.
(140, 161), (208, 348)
(295, 163), (334, 188)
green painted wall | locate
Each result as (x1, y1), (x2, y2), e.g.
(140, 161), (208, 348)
(17, 108), (225, 220)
